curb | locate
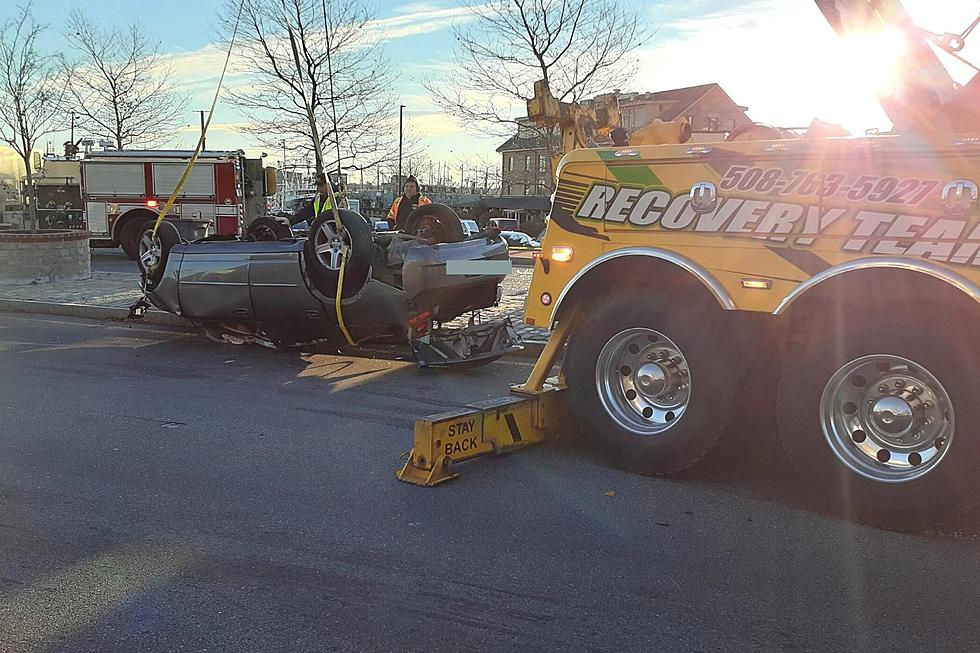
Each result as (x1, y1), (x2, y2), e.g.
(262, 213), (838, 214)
(0, 298), (194, 329)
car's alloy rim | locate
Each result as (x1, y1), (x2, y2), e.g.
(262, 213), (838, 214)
(819, 354), (954, 483)
(139, 230), (162, 272)
(595, 327), (691, 435)
(314, 221), (349, 271)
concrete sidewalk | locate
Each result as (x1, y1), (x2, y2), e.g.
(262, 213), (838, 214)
(0, 269), (549, 348)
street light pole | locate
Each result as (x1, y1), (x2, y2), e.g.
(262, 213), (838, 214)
(398, 104), (405, 193)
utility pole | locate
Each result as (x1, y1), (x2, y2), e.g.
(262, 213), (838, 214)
(460, 162), (464, 192)
(198, 110), (207, 149)
(69, 111), (75, 145)
(398, 104), (405, 192)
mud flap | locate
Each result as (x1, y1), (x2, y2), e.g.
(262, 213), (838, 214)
(411, 317), (523, 369)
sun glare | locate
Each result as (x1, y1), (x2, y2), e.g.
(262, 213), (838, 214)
(839, 27), (909, 95)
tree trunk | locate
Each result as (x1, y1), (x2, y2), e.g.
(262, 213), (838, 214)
(21, 156), (36, 230)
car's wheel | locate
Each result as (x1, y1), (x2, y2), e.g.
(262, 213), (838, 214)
(137, 220), (182, 290)
(403, 204), (464, 243)
(776, 306), (980, 530)
(303, 210), (373, 299)
(564, 291), (736, 474)
(120, 219), (144, 260)
(247, 216), (292, 241)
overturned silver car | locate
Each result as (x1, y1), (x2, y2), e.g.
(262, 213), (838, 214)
(134, 204), (522, 368)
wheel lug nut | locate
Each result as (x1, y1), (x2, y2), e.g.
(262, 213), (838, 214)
(912, 387), (923, 395)
(878, 384), (888, 392)
(658, 351), (668, 360)
(895, 380), (905, 388)
(671, 356), (682, 365)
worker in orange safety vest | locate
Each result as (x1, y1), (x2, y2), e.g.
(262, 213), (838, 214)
(387, 175), (431, 228)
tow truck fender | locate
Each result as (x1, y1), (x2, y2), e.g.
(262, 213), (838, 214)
(547, 246), (736, 328)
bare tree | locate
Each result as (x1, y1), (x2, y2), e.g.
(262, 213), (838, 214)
(428, 0), (651, 141)
(220, 0), (412, 177)
(0, 4), (65, 228)
(60, 10), (186, 150)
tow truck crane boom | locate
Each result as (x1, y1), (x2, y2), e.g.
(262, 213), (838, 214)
(815, 0), (978, 133)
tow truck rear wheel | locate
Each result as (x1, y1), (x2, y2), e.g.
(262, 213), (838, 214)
(776, 307), (980, 530)
(565, 292), (736, 474)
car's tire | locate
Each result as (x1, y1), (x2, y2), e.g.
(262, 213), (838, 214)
(247, 216), (292, 241)
(303, 210), (373, 299)
(137, 220), (182, 290)
(403, 204), (464, 243)
(564, 291), (736, 474)
(776, 305), (980, 530)
(120, 219), (144, 260)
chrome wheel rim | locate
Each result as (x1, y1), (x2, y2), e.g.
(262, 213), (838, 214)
(138, 230), (162, 272)
(595, 328), (691, 435)
(314, 221), (349, 271)
(819, 354), (954, 483)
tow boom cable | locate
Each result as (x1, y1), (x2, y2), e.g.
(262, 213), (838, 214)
(150, 0), (245, 239)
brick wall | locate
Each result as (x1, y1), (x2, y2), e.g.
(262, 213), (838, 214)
(0, 230), (91, 286)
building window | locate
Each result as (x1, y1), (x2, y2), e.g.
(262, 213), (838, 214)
(508, 156), (514, 172)
(537, 182), (548, 195)
(525, 155), (531, 171)
(707, 117), (719, 131)
(538, 155), (547, 173)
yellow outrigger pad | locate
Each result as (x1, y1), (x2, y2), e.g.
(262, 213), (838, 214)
(396, 384), (566, 486)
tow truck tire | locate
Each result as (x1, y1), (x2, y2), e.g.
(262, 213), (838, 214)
(137, 220), (182, 290)
(776, 307), (980, 530)
(403, 204), (464, 243)
(565, 292), (736, 474)
(304, 210), (373, 300)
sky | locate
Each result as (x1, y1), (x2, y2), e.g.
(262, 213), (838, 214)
(11, 0), (980, 182)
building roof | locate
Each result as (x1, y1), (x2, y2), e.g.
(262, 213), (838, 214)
(497, 82), (749, 151)
(495, 134), (549, 153)
(624, 83), (716, 120)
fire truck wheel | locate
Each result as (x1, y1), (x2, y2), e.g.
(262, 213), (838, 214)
(776, 307), (980, 530)
(565, 292), (736, 475)
(304, 210), (372, 300)
(120, 219), (144, 260)
(247, 216), (292, 241)
(403, 204), (465, 243)
(137, 220), (182, 290)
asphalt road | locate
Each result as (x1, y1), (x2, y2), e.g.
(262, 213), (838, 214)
(3, 313), (980, 652)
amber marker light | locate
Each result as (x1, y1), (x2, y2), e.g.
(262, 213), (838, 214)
(741, 278), (772, 290)
(551, 246), (573, 262)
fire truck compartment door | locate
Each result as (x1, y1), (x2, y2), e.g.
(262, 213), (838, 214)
(83, 163), (144, 197)
(153, 163), (215, 198)
(85, 201), (108, 234)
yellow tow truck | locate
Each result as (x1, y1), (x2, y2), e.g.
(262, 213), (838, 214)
(399, 0), (980, 530)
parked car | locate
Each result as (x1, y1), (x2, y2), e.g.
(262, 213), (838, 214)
(135, 204), (522, 368)
(500, 230), (541, 250)
(488, 217), (520, 231)
(461, 219), (480, 237)
(535, 227), (547, 243)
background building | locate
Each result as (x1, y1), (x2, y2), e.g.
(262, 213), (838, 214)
(498, 83), (752, 200)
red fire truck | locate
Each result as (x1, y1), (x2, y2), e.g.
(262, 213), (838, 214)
(81, 150), (275, 259)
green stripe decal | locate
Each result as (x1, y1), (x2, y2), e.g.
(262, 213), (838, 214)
(597, 151), (662, 187)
